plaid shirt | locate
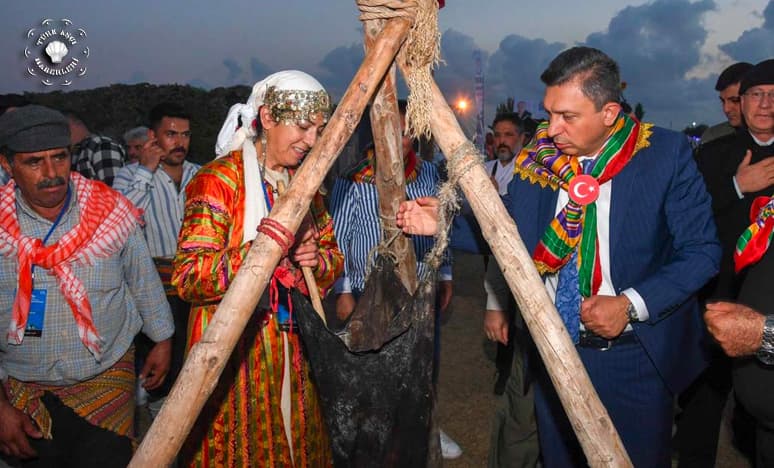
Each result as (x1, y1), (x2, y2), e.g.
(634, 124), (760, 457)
(71, 135), (126, 186)
(0, 184), (173, 385)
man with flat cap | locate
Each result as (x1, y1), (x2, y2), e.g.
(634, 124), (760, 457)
(676, 61), (760, 467)
(0, 105), (173, 467)
(703, 57), (774, 468)
(697, 59), (774, 301)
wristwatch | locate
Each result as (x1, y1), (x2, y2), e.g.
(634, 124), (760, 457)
(625, 300), (639, 323)
(756, 315), (774, 366)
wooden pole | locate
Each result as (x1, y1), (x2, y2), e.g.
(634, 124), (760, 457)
(129, 16), (414, 468)
(364, 18), (418, 293)
(396, 61), (633, 467)
(276, 180), (327, 326)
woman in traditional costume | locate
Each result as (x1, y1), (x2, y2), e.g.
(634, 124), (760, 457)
(172, 70), (342, 467)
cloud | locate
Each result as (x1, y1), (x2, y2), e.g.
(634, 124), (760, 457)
(434, 29), (489, 103)
(485, 34), (566, 114)
(223, 58), (245, 84)
(317, 43), (364, 100)
(250, 57), (274, 81)
(582, 0), (718, 126)
(719, 0), (774, 63)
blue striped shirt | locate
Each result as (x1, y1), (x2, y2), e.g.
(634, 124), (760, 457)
(113, 161), (201, 258)
(329, 160), (452, 294)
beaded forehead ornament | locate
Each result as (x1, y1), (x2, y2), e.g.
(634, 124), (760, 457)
(264, 86), (332, 126)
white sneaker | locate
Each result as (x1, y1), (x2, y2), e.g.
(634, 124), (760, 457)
(439, 428), (462, 459)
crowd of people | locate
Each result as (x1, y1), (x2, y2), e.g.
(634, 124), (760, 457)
(0, 44), (771, 468)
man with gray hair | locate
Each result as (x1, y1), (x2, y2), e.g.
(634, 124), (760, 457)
(122, 126), (149, 164)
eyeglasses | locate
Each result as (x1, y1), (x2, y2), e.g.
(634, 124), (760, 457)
(744, 90), (774, 103)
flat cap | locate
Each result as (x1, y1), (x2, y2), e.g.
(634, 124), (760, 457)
(0, 105), (70, 153)
(715, 62), (753, 91)
(739, 59), (774, 96)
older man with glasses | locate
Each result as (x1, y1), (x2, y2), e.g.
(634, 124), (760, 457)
(687, 58), (774, 466)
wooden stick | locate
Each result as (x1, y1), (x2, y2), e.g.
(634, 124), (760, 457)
(129, 16), (413, 468)
(396, 60), (633, 467)
(277, 180), (327, 326)
(302, 267), (326, 325)
(364, 17), (418, 294)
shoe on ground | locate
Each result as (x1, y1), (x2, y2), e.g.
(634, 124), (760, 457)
(440, 428), (462, 459)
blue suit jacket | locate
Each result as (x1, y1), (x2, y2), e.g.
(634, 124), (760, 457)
(453, 127), (720, 394)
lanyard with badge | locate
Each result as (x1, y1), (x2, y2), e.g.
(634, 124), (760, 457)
(25, 186), (71, 337)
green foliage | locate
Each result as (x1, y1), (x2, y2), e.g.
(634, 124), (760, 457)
(23, 83), (251, 165)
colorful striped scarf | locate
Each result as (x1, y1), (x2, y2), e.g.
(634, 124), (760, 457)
(2, 348), (135, 439)
(734, 195), (774, 272)
(347, 147), (419, 184)
(514, 114), (652, 296)
(0, 173), (142, 360)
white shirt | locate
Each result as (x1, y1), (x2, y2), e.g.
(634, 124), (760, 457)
(485, 165), (650, 325)
(484, 158), (516, 196)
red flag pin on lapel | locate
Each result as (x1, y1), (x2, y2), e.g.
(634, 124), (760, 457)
(568, 175), (600, 205)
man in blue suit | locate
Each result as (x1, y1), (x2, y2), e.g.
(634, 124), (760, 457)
(448, 47), (721, 467)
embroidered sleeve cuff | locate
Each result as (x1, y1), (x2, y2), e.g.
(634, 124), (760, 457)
(622, 288), (649, 322)
(732, 176), (744, 199)
(334, 276), (352, 294)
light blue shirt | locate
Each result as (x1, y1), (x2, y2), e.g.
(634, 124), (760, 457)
(0, 182), (173, 384)
(113, 161), (200, 258)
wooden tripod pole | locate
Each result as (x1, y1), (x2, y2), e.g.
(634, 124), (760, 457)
(364, 18), (418, 293)
(128, 15), (413, 468)
(396, 61), (633, 467)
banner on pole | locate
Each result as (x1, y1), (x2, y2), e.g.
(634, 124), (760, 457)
(473, 49), (485, 153)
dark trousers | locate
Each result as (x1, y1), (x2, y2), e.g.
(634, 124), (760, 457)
(734, 357), (774, 467)
(675, 352), (733, 467)
(488, 327), (539, 468)
(533, 339), (673, 467)
(1, 392), (132, 468)
(135, 294), (190, 396)
(495, 309), (516, 382)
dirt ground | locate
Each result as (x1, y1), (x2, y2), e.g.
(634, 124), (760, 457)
(124, 251), (752, 467)
(435, 251), (752, 467)
(4, 251), (752, 468)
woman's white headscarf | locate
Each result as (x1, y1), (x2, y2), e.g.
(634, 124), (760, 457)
(213, 70), (330, 244)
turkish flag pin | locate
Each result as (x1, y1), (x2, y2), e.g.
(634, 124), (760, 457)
(568, 174), (600, 205)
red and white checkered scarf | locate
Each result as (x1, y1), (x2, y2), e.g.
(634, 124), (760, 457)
(0, 173), (142, 361)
